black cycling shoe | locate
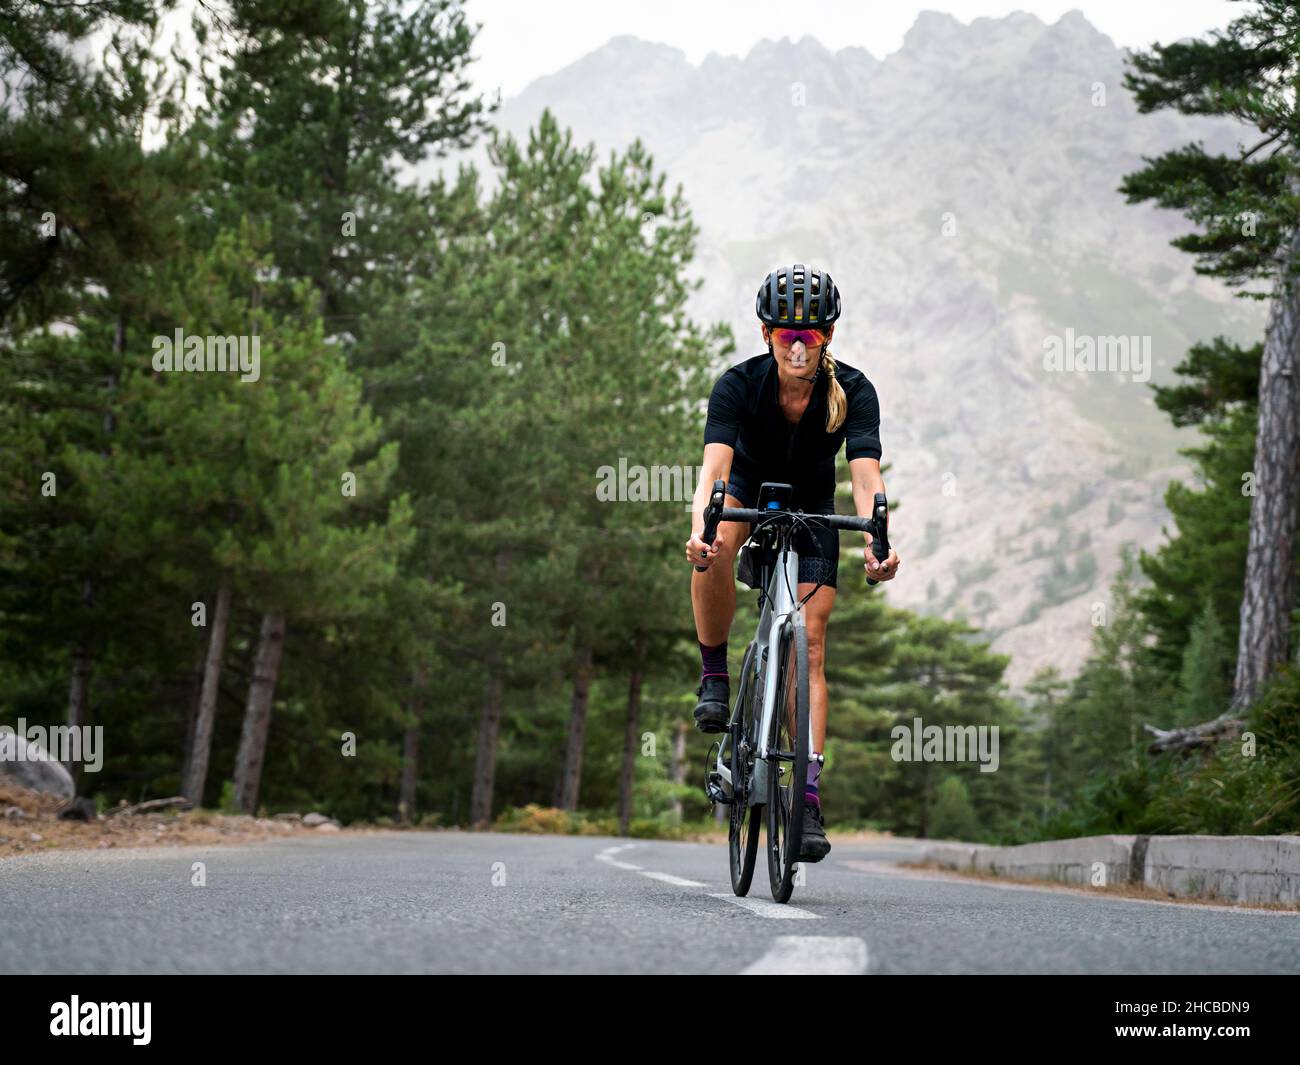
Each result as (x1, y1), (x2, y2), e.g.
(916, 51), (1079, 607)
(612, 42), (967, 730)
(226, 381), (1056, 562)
(797, 802), (831, 862)
(693, 674), (730, 733)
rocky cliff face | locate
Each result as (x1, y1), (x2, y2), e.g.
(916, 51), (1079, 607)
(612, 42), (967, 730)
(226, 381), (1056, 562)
(429, 11), (1265, 691)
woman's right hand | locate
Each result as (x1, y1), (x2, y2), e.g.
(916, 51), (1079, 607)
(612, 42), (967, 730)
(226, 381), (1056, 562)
(686, 529), (726, 568)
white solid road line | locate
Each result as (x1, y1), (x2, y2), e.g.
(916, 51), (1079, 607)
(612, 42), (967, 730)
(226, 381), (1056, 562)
(708, 893), (821, 919)
(740, 935), (869, 975)
(640, 871), (707, 888)
(599, 859), (643, 870)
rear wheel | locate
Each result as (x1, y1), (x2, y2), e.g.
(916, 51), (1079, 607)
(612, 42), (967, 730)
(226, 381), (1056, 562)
(766, 611), (809, 903)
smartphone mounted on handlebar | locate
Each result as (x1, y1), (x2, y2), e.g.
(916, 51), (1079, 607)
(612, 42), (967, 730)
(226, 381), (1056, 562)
(755, 482), (793, 511)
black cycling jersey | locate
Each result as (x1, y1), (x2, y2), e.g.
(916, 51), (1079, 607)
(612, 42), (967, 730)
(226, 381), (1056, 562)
(703, 351), (882, 508)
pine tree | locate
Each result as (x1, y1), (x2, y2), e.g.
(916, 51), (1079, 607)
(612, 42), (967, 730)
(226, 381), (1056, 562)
(1122, 2), (1300, 710)
(189, 0), (494, 816)
(1, 2), (199, 790)
(1176, 595), (1233, 726)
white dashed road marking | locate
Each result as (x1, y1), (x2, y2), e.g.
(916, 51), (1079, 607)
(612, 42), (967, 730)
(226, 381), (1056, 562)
(741, 935), (869, 974)
(596, 845), (871, 972)
(708, 893), (821, 919)
(640, 871), (707, 888)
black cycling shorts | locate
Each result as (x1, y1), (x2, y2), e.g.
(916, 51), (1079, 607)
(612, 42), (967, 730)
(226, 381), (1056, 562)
(725, 478), (838, 590)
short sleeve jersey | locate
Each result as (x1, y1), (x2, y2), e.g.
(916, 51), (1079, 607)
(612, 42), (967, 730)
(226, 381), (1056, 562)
(703, 351), (882, 506)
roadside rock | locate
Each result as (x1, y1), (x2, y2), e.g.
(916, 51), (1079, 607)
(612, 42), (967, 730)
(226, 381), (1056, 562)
(0, 733), (75, 799)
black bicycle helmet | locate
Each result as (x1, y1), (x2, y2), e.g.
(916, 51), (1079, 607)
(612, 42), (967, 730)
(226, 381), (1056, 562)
(755, 263), (841, 329)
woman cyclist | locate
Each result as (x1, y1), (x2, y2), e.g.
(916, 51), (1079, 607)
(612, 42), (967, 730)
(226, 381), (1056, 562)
(684, 263), (900, 862)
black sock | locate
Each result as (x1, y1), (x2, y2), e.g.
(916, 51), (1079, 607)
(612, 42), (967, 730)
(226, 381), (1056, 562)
(699, 639), (728, 681)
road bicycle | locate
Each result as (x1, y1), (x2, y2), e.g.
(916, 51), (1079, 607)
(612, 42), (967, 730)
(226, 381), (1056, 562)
(697, 479), (890, 903)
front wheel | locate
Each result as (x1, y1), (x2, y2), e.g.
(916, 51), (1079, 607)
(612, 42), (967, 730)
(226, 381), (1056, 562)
(729, 642), (762, 896)
(766, 611), (809, 903)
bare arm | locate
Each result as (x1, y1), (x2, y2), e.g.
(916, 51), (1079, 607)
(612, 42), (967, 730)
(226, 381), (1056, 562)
(848, 456), (900, 581)
(691, 443), (733, 538)
(685, 443), (734, 567)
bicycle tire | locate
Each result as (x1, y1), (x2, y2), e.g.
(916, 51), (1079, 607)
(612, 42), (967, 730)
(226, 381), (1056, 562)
(766, 610), (809, 903)
(729, 641), (762, 895)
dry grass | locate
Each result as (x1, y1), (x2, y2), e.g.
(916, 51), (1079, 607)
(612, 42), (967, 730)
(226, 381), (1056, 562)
(0, 781), (345, 860)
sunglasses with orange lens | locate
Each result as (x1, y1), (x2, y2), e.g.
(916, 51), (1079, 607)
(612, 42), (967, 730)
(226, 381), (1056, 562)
(770, 327), (827, 348)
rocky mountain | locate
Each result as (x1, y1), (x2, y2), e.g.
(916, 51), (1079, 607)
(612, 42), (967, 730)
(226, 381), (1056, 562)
(428, 10), (1267, 692)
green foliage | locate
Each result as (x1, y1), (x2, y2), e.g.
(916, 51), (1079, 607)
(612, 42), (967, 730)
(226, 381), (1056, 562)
(217, 780), (238, 814)
(1146, 665), (1300, 836)
(1136, 395), (1258, 679)
(1040, 665), (1300, 838)
(930, 777), (980, 841)
(1175, 596), (1233, 725)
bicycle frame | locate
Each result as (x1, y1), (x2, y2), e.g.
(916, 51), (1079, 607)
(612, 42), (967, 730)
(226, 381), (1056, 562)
(712, 531), (807, 807)
(698, 478), (886, 818)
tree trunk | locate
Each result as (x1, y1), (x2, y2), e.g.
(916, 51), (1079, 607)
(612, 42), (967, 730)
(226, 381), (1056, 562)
(470, 549), (511, 827)
(183, 573), (232, 804)
(232, 611), (287, 813)
(65, 595), (92, 788)
(919, 760), (932, 839)
(1232, 206), (1300, 710)
(618, 634), (647, 835)
(470, 653), (503, 827)
(398, 667), (426, 823)
(1145, 716), (1246, 754)
(670, 721), (687, 823)
(182, 653), (203, 777)
(559, 642), (594, 812)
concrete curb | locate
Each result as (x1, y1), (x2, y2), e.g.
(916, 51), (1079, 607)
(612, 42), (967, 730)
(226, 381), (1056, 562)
(922, 834), (1300, 905)
(1144, 835), (1300, 905)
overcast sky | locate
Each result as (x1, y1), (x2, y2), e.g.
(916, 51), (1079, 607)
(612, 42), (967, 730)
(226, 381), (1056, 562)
(461, 1), (1243, 102)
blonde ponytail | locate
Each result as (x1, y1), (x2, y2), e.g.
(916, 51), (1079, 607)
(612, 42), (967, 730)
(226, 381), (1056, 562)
(822, 348), (846, 433)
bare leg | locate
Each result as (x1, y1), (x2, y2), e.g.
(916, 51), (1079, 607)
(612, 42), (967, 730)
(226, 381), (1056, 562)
(781, 583), (836, 750)
(690, 494), (748, 647)
(799, 583), (836, 753)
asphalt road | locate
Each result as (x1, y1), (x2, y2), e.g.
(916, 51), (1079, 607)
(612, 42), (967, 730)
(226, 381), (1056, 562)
(2, 831), (1297, 974)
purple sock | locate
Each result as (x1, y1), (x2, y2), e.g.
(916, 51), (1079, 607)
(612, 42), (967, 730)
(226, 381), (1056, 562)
(805, 758), (822, 807)
(700, 640), (728, 680)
